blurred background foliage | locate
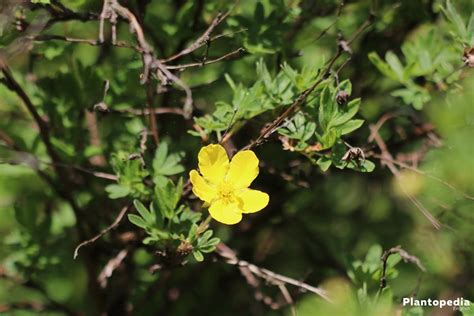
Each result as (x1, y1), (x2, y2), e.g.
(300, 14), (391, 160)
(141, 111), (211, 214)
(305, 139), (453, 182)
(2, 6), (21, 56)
(0, 0), (473, 315)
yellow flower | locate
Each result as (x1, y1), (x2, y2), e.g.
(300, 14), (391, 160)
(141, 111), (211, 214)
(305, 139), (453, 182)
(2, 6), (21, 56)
(189, 144), (269, 225)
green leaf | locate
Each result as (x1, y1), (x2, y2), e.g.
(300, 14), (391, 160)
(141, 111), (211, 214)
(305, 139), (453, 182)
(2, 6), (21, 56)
(462, 305), (474, 316)
(153, 143), (168, 170)
(133, 200), (154, 225)
(338, 79), (352, 95)
(158, 178), (182, 218)
(391, 88), (430, 109)
(365, 244), (383, 272)
(193, 250), (204, 262)
(385, 51), (405, 81)
(319, 128), (338, 150)
(150, 201), (164, 227)
(346, 159), (376, 173)
(153, 143), (184, 178)
(203, 237), (220, 248)
(402, 307), (424, 316)
(153, 175), (168, 188)
(316, 157), (332, 172)
(468, 13), (474, 45)
(339, 119), (364, 135)
(105, 184), (130, 199)
(329, 98), (361, 127)
(155, 181), (174, 219)
(368, 52), (398, 81)
(188, 223), (199, 241)
(224, 73), (237, 92)
(128, 214), (148, 229)
(180, 208), (202, 223)
(198, 230), (213, 245)
(319, 86), (335, 130)
(444, 0), (467, 40)
(199, 244), (218, 253)
(303, 122), (316, 141)
(174, 177), (184, 207)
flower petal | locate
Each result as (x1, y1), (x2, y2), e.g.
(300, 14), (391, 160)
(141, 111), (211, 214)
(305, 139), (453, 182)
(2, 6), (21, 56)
(208, 199), (242, 225)
(226, 150), (259, 188)
(237, 189), (269, 214)
(189, 170), (217, 203)
(198, 144), (229, 185)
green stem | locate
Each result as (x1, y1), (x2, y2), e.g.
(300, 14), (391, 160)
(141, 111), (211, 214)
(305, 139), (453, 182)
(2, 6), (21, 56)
(196, 214), (212, 236)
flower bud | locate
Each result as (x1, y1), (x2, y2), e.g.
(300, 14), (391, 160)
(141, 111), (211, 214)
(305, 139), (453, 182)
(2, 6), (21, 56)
(336, 90), (350, 105)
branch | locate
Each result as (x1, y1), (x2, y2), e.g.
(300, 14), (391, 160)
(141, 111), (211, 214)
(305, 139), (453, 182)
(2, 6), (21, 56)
(379, 245), (425, 292)
(102, 0), (195, 119)
(165, 47), (246, 70)
(216, 243), (332, 303)
(74, 205), (130, 259)
(0, 145), (117, 181)
(368, 124), (442, 229)
(114, 107), (185, 116)
(36, 0), (98, 27)
(370, 153), (474, 201)
(97, 249), (129, 288)
(30, 34), (140, 51)
(161, 10), (232, 62)
(242, 14), (374, 150)
(0, 65), (61, 165)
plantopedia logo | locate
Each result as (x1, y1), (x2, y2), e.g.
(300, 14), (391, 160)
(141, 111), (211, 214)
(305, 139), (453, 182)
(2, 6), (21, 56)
(402, 297), (471, 310)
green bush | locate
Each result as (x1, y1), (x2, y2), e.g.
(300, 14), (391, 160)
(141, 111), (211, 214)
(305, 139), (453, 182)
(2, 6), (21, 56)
(0, 0), (473, 315)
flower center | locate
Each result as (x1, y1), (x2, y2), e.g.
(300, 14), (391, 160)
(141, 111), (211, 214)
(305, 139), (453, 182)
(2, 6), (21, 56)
(217, 182), (236, 203)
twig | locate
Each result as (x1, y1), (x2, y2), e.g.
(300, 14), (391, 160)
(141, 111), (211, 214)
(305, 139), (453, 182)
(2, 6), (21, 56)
(0, 64), (61, 165)
(242, 14), (374, 151)
(0, 146), (117, 181)
(97, 249), (129, 288)
(371, 153), (474, 201)
(216, 243), (332, 303)
(146, 81), (159, 145)
(35, 0), (99, 27)
(379, 245), (425, 293)
(30, 34), (140, 51)
(368, 112), (398, 142)
(103, 0), (195, 118)
(313, 1), (346, 43)
(162, 10), (231, 62)
(154, 61), (194, 118)
(74, 205), (130, 259)
(278, 284), (297, 316)
(165, 47), (245, 70)
(115, 107), (185, 116)
(368, 124), (442, 229)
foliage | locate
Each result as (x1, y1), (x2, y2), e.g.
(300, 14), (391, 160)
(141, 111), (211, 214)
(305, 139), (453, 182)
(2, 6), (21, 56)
(0, 0), (473, 315)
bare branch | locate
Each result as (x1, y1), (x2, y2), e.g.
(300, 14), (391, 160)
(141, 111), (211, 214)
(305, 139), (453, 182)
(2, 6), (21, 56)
(30, 34), (140, 51)
(162, 10), (232, 63)
(98, 249), (129, 288)
(115, 107), (185, 116)
(74, 205), (130, 259)
(216, 243), (332, 303)
(241, 14), (373, 151)
(101, 0), (195, 119)
(379, 245), (425, 292)
(371, 153), (474, 201)
(0, 64), (61, 165)
(165, 47), (246, 70)
(368, 124), (442, 229)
